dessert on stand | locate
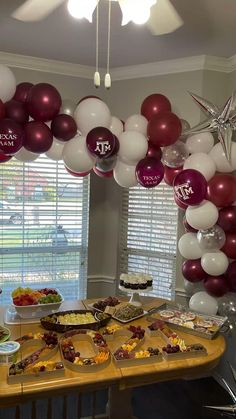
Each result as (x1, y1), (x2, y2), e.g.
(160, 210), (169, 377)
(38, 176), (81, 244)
(119, 273), (153, 306)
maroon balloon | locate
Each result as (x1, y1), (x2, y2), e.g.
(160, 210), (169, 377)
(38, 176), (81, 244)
(0, 119), (24, 155)
(147, 111), (182, 147)
(183, 216), (198, 233)
(174, 195), (188, 210)
(164, 165), (183, 186)
(207, 174), (236, 208)
(141, 94), (171, 121)
(217, 206), (236, 233)
(0, 153), (12, 163)
(93, 166), (113, 178)
(24, 121), (53, 153)
(13, 82), (34, 103)
(77, 95), (101, 105)
(146, 143), (162, 160)
(26, 83), (62, 122)
(173, 169), (207, 206)
(0, 100), (5, 120)
(65, 166), (91, 177)
(182, 259), (207, 283)
(204, 276), (228, 297)
(86, 127), (115, 158)
(51, 114), (77, 141)
(5, 100), (29, 125)
(136, 157), (164, 188)
(221, 234), (236, 259)
(225, 261), (236, 292)
(109, 135), (120, 156)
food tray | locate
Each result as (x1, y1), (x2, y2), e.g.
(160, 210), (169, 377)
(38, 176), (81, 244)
(12, 289), (64, 319)
(18, 338), (58, 362)
(102, 327), (132, 341)
(146, 303), (227, 340)
(8, 363), (65, 384)
(112, 310), (147, 324)
(113, 353), (162, 368)
(60, 330), (110, 372)
(41, 310), (111, 333)
(162, 347), (207, 361)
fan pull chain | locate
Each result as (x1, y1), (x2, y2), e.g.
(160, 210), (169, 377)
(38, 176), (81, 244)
(105, 0), (112, 89)
(94, 1), (100, 88)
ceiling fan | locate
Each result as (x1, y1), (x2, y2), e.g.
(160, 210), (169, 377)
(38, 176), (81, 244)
(11, 0), (183, 36)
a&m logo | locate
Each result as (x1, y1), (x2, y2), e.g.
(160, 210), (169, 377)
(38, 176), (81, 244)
(174, 183), (194, 201)
(95, 141), (111, 156)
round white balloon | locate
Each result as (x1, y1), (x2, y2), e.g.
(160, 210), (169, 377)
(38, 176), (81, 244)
(183, 152), (216, 181)
(0, 65), (16, 102)
(189, 291), (218, 315)
(109, 116), (123, 138)
(46, 138), (65, 161)
(209, 142), (236, 173)
(118, 131), (148, 164)
(113, 159), (138, 188)
(74, 98), (111, 136)
(125, 114), (148, 136)
(63, 134), (96, 173)
(178, 233), (203, 259)
(201, 251), (229, 276)
(14, 147), (39, 162)
(185, 132), (214, 154)
(186, 200), (219, 230)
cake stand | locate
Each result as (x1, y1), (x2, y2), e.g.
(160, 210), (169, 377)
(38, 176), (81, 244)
(119, 285), (153, 307)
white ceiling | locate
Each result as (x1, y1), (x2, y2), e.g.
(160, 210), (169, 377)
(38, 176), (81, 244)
(0, 0), (236, 68)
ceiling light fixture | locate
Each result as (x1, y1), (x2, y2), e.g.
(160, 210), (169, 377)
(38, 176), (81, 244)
(67, 0), (99, 23)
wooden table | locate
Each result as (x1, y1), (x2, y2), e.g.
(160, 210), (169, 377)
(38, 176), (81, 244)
(0, 297), (226, 419)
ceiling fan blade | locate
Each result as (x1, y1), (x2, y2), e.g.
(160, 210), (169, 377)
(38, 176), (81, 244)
(146, 0), (183, 35)
(12, 0), (65, 22)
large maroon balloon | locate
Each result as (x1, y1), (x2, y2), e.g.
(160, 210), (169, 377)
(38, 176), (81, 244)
(0, 100), (5, 120)
(93, 166), (113, 178)
(146, 143), (162, 160)
(207, 174), (236, 208)
(164, 165), (183, 186)
(141, 94), (171, 121)
(13, 82), (34, 103)
(26, 83), (62, 122)
(173, 169), (207, 206)
(86, 127), (115, 158)
(182, 259), (207, 283)
(51, 114), (77, 141)
(225, 261), (236, 292)
(183, 216), (198, 233)
(0, 119), (24, 155)
(204, 276), (228, 297)
(0, 153), (12, 163)
(24, 121), (53, 153)
(221, 234), (236, 259)
(5, 100), (29, 125)
(217, 206), (236, 233)
(147, 111), (182, 147)
(65, 166), (91, 177)
(136, 157), (164, 188)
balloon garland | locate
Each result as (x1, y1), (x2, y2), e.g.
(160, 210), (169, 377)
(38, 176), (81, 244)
(0, 64), (236, 309)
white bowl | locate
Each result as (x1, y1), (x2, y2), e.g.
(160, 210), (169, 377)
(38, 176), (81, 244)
(12, 293), (64, 319)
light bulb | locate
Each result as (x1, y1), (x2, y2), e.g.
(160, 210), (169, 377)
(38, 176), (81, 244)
(119, 0), (152, 26)
(67, 0), (98, 23)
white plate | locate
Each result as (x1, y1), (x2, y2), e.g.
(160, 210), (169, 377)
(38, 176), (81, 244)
(112, 310), (147, 324)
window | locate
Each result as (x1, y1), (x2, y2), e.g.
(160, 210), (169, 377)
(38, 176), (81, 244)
(119, 183), (178, 300)
(0, 155), (89, 304)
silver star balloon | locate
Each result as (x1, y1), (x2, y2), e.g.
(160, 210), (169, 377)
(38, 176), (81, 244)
(205, 365), (236, 415)
(184, 91), (236, 162)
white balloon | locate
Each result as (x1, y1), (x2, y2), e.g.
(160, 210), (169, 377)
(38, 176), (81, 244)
(185, 132), (214, 154)
(62, 134), (96, 173)
(178, 233), (203, 259)
(46, 138), (65, 161)
(189, 291), (218, 315)
(183, 152), (216, 181)
(201, 251), (229, 276)
(14, 147), (39, 162)
(209, 142), (236, 173)
(0, 65), (16, 102)
(74, 98), (111, 136)
(186, 200), (219, 230)
(125, 114), (148, 136)
(109, 116), (123, 138)
(113, 159), (138, 188)
(118, 131), (148, 164)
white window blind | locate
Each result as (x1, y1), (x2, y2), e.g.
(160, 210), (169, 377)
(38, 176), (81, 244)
(0, 155), (89, 304)
(119, 183), (178, 300)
